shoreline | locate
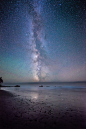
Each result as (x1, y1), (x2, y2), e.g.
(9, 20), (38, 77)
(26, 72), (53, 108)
(0, 85), (20, 87)
(0, 89), (86, 129)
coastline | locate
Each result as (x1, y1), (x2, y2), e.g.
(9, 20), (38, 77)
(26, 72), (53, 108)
(0, 85), (20, 87)
(0, 89), (86, 129)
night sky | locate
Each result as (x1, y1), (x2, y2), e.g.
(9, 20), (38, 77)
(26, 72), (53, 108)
(0, 0), (86, 83)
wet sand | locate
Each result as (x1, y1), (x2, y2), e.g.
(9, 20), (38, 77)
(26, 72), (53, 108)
(0, 88), (86, 129)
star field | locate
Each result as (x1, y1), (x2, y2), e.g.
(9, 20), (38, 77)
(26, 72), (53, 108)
(0, 0), (86, 82)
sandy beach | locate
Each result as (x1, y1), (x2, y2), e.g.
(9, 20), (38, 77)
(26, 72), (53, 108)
(0, 88), (86, 129)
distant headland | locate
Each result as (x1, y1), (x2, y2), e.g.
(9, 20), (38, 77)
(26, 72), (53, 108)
(0, 85), (20, 87)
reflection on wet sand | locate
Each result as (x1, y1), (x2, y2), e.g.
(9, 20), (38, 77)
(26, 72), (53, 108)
(0, 84), (86, 129)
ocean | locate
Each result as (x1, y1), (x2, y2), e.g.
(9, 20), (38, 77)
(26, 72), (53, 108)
(1, 82), (86, 97)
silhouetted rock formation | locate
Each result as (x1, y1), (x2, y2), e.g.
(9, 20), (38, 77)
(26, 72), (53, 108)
(15, 85), (20, 87)
(0, 77), (3, 85)
(39, 85), (43, 87)
(0, 85), (20, 87)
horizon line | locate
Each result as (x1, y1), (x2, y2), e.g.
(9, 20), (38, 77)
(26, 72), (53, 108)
(4, 81), (86, 84)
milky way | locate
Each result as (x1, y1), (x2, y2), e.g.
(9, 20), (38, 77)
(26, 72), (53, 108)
(26, 0), (49, 81)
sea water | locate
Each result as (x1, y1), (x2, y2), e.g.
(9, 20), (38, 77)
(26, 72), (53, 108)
(1, 82), (86, 97)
